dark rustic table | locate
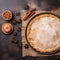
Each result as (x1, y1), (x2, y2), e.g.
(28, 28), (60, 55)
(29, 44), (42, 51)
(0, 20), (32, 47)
(0, 0), (60, 60)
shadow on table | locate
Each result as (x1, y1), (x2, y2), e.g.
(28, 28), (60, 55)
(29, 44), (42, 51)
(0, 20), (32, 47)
(22, 56), (58, 60)
(36, 0), (60, 10)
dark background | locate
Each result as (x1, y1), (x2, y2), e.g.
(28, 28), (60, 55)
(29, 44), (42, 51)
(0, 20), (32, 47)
(0, 0), (60, 60)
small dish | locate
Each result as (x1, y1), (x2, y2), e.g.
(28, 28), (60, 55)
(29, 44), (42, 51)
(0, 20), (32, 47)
(2, 23), (13, 34)
(2, 10), (12, 21)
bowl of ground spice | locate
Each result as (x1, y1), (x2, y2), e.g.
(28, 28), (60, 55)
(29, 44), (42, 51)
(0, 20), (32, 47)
(2, 10), (12, 21)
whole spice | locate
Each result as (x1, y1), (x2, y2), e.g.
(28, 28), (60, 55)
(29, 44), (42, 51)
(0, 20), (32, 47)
(24, 44), (29, 49)
(28, 11), (35, 18)
(30, 8), (36, 12)
(10, 37), (19, 44)
(24, 5), (29, 10)
(16, 12), (20, 16)
(17, 27), (21, 32)
(12, 20), (17, 25)
(13, 32), (17, 36)
(22, 8), (36, 21)
(16, 19), (22, 23)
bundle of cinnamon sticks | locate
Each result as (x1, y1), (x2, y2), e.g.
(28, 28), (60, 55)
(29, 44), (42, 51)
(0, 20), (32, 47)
(22, 8), (36, 21)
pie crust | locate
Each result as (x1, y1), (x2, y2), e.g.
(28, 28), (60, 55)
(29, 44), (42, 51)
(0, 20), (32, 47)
(26, 13), (60, 53)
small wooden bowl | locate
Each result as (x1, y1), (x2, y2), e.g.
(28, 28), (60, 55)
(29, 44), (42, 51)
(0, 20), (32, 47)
(2, 23), (13, 34)
(2, 10), (12, 21)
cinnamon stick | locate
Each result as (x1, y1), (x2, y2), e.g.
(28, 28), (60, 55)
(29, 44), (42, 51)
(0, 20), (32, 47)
(23, 11), (32, 21)
(22, 8), (36, 21)
(28, 11), (35, 18)
(30, 8), (36, 12)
